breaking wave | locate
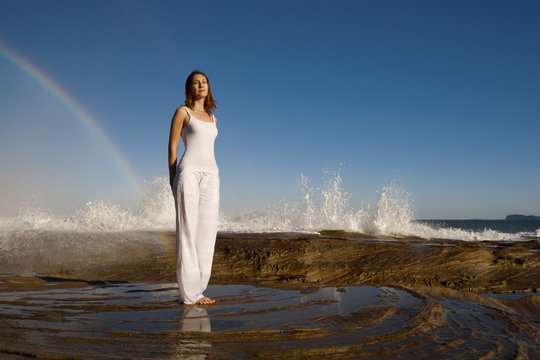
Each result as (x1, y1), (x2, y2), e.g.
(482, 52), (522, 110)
(1, 173), (538, 242)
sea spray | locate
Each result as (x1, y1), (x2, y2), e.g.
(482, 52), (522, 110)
(0, 178), (175, 233)
(140, 177), (176, 229)
(373, 185), (423, 237)
(219, 172), (412, 234)
(0, 172), (537, 241)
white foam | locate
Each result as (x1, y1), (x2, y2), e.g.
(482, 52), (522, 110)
(0, 173), (534, 242)
(0, 178), (176, 233)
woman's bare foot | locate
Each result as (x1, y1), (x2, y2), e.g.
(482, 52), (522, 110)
(195, 296), (215, 305)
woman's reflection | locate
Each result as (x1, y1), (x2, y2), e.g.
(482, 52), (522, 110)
(172, 305), (212, 359)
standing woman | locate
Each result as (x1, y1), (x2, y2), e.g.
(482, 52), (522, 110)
(168, 70), (219, 305)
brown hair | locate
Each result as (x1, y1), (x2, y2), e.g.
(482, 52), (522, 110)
(184, 70), (217, 114)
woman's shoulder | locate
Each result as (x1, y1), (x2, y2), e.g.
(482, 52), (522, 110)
(176, 105), (189, 113)
(171, 106), (190, 129)
(174, 106), (190, 118)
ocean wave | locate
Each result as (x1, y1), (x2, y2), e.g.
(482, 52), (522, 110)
(0, 174), (535, 242)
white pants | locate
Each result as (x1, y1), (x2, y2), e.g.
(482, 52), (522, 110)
(173, 169), (219, 304)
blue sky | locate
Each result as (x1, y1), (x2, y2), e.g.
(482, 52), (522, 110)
(1, 0), (539, 219)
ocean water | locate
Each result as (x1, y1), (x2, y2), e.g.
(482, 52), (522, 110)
(1, 173), (539, 242)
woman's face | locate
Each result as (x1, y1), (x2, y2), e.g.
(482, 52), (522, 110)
(191, 74), (208, 98)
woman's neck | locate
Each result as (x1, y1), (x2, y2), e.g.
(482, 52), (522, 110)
(191, 98), (207, 113)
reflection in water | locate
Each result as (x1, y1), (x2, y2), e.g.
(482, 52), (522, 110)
(172, 305), (212, 360)
(0, 280), (538, 359)
(179, 306), (212, 332)
(300, 287), (343, 304)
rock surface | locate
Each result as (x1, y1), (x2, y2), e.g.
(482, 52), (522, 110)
(71, 231), (540, 294)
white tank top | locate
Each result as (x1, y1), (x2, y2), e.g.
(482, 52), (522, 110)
(178, 107), (218, 172)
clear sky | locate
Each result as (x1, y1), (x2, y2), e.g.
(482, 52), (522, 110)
(1, 0), (539, 219)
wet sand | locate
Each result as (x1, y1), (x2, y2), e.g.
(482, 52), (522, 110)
(1, 231), (539, 358)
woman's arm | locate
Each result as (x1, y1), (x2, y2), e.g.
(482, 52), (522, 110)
(168, 106), (188, 190)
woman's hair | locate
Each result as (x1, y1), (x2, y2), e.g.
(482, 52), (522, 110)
(184, 70), (217, 114)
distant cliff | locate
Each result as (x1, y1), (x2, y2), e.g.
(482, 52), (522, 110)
(505, 214), (540, 221)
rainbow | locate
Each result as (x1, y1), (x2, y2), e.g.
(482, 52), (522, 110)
(0, 41), (141, 195)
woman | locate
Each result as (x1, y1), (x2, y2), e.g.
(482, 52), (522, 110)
(168, 70), (219, 305)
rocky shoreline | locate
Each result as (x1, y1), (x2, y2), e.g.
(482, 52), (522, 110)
(212, 231), (540, 293)
(57, 231), (540, 295)
(2, 231), (539, 359)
